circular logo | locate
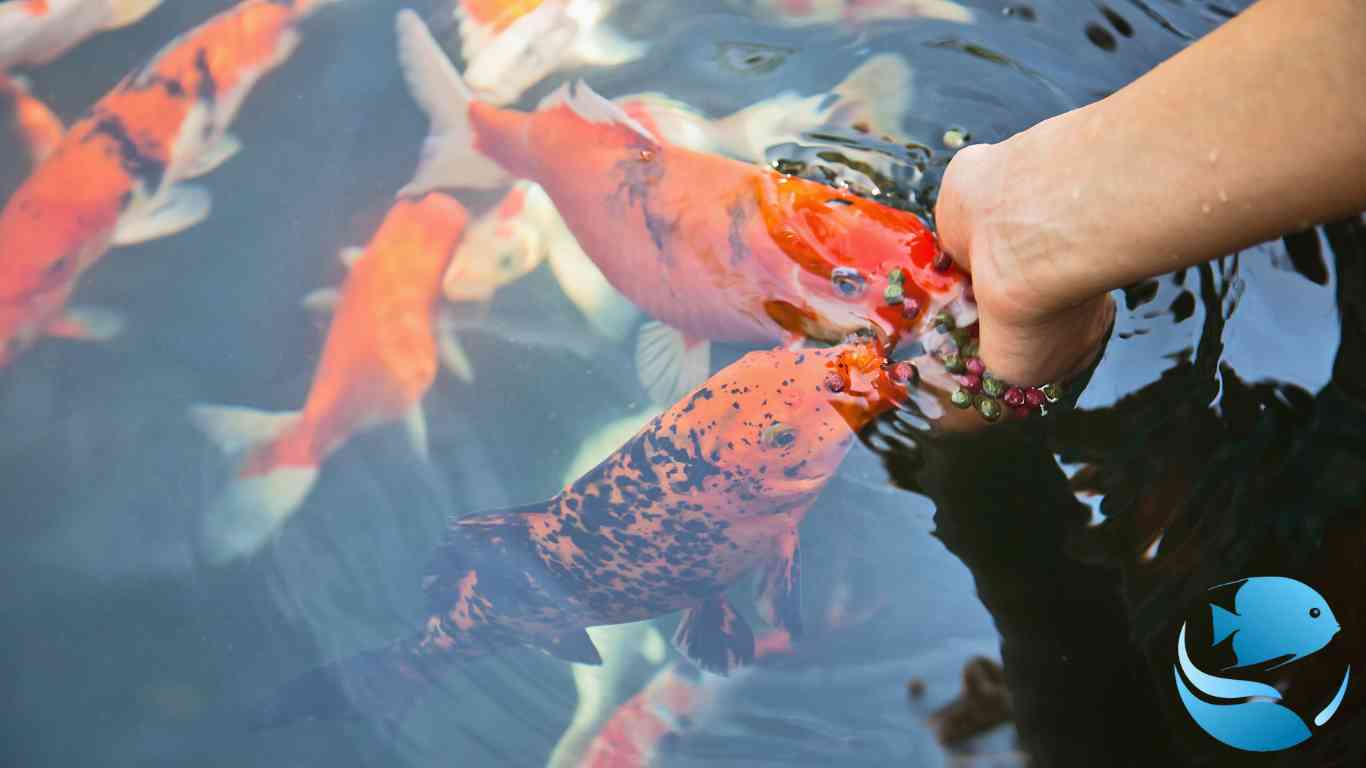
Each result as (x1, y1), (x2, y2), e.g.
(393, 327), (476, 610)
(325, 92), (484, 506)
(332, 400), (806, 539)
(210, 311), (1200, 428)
(1173, 577), (1351, 752)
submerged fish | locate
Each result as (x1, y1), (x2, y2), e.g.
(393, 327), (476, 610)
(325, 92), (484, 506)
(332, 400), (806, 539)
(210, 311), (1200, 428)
(442, 180), (639, 348)
(396, 10), (972, 405)
(620, 51), (913, 165)
(578, 629), (795, 767)
(454, 0), (644, 105)
(188, 193), (467, 564)
(0, 0), (163, 71)
(0, 0), (342, 369)
(253, 338), (908, 729)
(0, 72), (63, 166)
(1210, 577), (1341, 671)
(737, 0), (975, 26)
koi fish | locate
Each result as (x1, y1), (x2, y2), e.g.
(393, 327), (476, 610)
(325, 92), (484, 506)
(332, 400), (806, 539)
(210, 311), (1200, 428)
(435, 54), (914, 378)
(188, 193), (467, 565)
(0, 72), (62, 166)
(441, 180), (639, 355)
(454, 0), (643, 105)
(0, 0), (163, 71)
(577, 630), (795, 768)
(396, 10), (973, 405)
(736, 0), (975, 26)
(253, 338), (909, 729)
(0, 0), (342, 369)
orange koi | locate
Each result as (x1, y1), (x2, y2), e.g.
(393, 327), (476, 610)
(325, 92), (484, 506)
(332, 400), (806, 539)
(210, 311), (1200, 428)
(253, 339), (908, 729)
(740, 0), (975, 26)
(453, 0), (642, 105)
(188, 193), (467, 564)
(0, 72), (62, 165)
(0, 0), (341, 369)
(0, 0), (163, 71)
(396, 10), (973, 404)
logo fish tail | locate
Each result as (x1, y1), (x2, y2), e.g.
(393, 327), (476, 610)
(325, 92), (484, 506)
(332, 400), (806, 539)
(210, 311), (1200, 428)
(395, 9), (511, 194)
(1210, 603), (1239, 646)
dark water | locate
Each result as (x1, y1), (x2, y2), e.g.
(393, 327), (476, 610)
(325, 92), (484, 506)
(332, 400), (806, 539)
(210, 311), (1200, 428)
(3, 1), (1363, 766)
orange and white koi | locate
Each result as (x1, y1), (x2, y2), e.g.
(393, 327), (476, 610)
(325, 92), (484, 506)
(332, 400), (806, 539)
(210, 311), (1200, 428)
(254, 339), (910, 729)
(0, 72), (62, 165)
(0, 0), (341, 369)
(0, 0), (163, 71)
(454, 0), (643, 105)
(577, 630), (795, 768)
(434, 54), (915, 379)
(737, 0), (975, 26)
(396, 10), (973, 405)
(188, 193), (467, 564)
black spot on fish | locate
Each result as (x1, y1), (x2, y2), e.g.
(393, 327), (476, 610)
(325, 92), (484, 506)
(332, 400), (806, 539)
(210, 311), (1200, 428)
(680, 387), (714, 414)
(193, 48), (218, 104)
(86, 113), (164, 191)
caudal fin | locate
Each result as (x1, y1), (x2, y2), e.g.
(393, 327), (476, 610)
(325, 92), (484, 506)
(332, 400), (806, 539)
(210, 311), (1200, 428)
(1210, 604), (1240, 646)
(395, 9), (510, 194)
(107, 0), (165, 28)
(188, 405), (317, 564)
(250, 640), (438, 731)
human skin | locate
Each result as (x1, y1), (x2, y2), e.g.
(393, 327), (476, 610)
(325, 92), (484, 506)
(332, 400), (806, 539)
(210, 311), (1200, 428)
(934, 0), (1366, 386)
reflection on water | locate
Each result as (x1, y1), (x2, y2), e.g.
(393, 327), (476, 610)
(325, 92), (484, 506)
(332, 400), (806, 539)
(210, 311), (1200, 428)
(3, 1), (1362, 767)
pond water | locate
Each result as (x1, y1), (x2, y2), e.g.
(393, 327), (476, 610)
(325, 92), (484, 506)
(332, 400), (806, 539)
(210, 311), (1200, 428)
(3, 1), (1363, 766)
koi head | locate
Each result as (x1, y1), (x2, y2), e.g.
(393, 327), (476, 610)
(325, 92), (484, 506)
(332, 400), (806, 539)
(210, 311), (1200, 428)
(672, 339), (904, 501)
(756, 174), (974, 349)
(442, 183), (547, 303)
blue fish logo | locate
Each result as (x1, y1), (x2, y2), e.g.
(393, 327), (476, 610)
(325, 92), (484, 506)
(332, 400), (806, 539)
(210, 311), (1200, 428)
(1211, 577), (1340, 670)
(1174, 577), (1351, 752)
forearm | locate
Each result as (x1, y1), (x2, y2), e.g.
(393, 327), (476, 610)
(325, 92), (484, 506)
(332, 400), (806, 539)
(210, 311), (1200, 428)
(1002, 0), (1366, 302)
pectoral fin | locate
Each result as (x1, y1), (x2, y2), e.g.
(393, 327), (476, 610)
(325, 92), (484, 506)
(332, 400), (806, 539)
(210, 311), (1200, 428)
(636, 321), (710, 406)
(180, 133), (242, 179)
(402, 405), (429, 462)
(537, 629), (604, 666)
(113, 185), (211, 246)
(672, 595), (755, 675)
(754, 527), (803, 640)
(300, 288), (340, 314)
(437, 309), (475, 383)
(46, 306), (124, 342)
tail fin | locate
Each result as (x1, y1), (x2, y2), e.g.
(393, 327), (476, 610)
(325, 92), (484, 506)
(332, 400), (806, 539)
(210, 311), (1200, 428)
(249, 640), (438, 731)
(1210, 604), (1240, 646)
(188, 405), (317, 564)
(107, 0), (164, 28)
(395, 9), (510, 194)
(463, 0), (580, 106)
(827, 53), (914, 137)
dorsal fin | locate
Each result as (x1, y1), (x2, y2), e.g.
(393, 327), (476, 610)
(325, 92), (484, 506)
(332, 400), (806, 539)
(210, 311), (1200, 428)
(538, 80), (659, 145)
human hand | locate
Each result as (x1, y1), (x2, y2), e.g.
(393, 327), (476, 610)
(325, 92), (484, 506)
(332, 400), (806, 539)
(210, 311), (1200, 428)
(933, 139), (1115, 388)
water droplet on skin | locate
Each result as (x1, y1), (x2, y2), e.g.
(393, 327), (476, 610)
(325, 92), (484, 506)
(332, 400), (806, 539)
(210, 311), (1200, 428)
(1071, 187), (1081, 200)
(1201, 202), (1212, 214)
(1218, 189), (1228, 203)
(1207, 148), (1220, 164)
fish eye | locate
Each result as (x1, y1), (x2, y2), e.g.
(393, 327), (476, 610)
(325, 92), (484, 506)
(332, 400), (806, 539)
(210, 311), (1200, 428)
(761, 423), (798, 449)
(715, 42), (793, 75)
(831, 267), (867, 298)
(1310, 607), (1322, 618)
